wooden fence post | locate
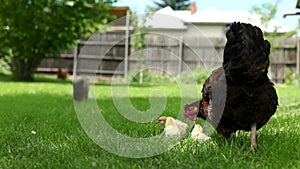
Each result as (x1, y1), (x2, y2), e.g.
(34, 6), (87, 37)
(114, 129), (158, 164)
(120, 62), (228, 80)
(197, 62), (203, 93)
(178, 36), (183, 74)
(124, 9), (130, 79)
(297, 38), (300, 74)
(73, 42), (79, 77)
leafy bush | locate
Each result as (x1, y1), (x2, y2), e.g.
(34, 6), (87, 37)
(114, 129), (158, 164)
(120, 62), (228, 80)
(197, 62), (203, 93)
(176, 70), (209, 84)
(284, 68), (293, 85)
(176, 72), (195, 84)
(293, 74), (300, 87)
(144, 72), (174, 83)
(128, 70), (174, 83)
(192, 70), (209, 84)
(284, 68), (300, 87)
(0, 58), (10, 74)
(128, 69), (209, 84)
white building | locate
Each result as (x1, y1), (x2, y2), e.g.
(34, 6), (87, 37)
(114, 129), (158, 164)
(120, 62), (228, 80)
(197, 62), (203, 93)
(145, 5), (292, 39)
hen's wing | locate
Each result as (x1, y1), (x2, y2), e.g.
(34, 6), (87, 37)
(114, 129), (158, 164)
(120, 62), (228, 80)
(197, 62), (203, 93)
(199, 67), (226, 127)
(174, 119), (188, 136)
(183, 67), (226, 123)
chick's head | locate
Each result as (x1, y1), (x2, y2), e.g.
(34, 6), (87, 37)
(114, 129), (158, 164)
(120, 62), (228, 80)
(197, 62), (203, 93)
(165, 117), (175, 127)
(193, 124), (203, 132)
(157, 116), (167, 125)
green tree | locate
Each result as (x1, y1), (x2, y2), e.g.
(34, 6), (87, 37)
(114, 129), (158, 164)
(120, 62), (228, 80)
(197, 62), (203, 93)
(0, 0), (115, 81)
(251, 2), (278, 29)
(250, 1), (296, 51)
(152, 0), (190, 10)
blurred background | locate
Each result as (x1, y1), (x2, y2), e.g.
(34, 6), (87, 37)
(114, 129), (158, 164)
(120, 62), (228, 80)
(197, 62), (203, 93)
(1, 0), (300, 85)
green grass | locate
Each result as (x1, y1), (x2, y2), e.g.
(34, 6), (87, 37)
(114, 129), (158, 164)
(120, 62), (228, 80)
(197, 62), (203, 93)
(0, 77), (300, 168)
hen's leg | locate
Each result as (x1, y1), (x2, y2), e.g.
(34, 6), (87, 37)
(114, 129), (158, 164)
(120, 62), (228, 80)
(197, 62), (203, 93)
(251, 123), (257, 150)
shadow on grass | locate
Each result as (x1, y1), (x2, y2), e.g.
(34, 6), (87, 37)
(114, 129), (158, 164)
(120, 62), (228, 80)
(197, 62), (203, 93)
(94, 82), (174, 88)
(0, 73), (13, 81)
(0, 73), (72, 84)
(0, 73), (178, 89)
(33, 75), (73, 84)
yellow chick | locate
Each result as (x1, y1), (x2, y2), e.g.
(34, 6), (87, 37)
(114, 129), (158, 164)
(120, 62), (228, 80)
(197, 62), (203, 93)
(164, 117), (181, 138)
(157, 116), (188, 137)
(191, 124), (210, 141)
(157, 116), (168, 125)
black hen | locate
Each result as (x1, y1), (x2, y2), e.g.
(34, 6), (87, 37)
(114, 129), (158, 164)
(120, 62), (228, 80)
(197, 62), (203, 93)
(183, 22), (278, 150)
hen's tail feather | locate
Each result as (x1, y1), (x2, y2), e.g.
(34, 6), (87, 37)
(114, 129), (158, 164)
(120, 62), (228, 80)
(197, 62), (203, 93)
(223, 22), (271, 83)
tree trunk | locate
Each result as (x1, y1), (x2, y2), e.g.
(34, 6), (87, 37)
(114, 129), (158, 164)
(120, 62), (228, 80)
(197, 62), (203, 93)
(11, 57), (41, 81)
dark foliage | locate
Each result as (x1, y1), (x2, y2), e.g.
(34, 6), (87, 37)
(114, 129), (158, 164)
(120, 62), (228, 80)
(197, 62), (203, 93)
(0, 0), (115, 81)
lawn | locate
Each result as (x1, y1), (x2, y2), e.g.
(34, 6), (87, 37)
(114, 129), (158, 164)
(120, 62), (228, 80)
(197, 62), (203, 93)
(0, 75), (299, 168)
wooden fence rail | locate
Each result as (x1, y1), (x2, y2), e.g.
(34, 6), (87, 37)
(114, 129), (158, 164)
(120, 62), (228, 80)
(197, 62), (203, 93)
(37, 33), (299, 84)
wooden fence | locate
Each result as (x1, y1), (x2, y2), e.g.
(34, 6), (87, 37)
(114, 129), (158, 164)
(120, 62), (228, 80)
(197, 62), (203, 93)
(269, 38), (299, 83)
(37, 32), (300, 84)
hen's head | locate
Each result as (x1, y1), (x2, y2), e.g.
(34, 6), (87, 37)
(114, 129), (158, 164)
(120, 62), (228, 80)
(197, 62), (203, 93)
(183, 104), (198, 121)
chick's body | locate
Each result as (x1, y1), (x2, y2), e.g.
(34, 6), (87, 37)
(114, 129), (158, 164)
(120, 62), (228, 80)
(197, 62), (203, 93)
(191, 124), (210, 141)
(158, 116), (188, 137)
(164, 117), (181, 138)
